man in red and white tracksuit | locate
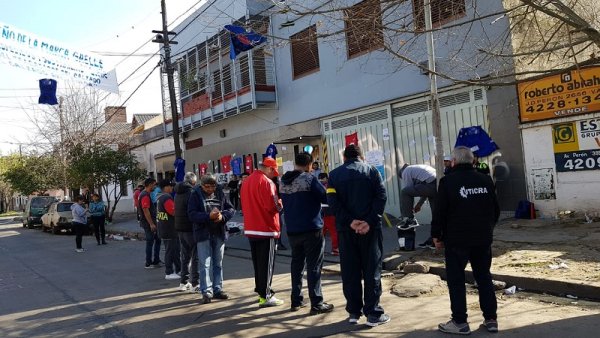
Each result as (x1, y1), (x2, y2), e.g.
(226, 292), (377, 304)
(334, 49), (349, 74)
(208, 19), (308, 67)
(240, 157), (284, 308)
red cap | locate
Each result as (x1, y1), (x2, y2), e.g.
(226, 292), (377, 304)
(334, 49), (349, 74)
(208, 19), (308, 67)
(262, 157), (279, 176)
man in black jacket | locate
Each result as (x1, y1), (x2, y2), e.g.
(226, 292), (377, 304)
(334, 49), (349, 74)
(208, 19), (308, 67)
(327, 144), (389, 327)
(175, 172), (199, 292)
(188, 174), (235, 304)
(432, 146), (500, 335)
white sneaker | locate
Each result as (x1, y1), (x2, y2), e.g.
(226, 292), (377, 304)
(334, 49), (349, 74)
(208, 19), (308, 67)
(165, 273), (180, 280)
(177, 283), (188, 291)
(75, 248), (85, 253)
(189, 284), (200, 293)
(259, 295), (284, 308)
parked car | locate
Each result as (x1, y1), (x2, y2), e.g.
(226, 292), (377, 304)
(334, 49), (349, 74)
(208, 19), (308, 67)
(41, 202), (75, 234)
(22, 196), (57, 229)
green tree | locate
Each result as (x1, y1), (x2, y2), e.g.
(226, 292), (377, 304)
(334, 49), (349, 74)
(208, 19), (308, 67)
(2, 154), (62, 196)
(68, 145), (145, 220)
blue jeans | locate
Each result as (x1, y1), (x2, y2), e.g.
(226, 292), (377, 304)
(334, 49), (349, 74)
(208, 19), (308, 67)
(144, 228), (161, 265)
(197, 235), (225, 295)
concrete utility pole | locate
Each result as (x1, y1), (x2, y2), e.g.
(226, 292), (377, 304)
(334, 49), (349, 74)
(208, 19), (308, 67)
(424, 0), (445, 184)
(153, 0), (182, 159)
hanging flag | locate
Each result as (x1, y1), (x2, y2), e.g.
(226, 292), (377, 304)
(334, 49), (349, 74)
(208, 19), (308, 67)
(454, 126), (499, 157)
(264, 143), (278, 159)
(199, 163), (209, 175)
(221, 155), (232, 173)
(345, 132), (359, 147)
(244, 155), (254, 173)
(225, 24), (267, 60)
(174, 158), (186, 182)
(38, 79), (58, 105)
(231, 157), (243, 175)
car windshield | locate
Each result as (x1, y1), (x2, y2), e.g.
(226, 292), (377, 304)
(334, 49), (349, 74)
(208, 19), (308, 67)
(57, 203), (74, 212)
(31, 197), (55, 208)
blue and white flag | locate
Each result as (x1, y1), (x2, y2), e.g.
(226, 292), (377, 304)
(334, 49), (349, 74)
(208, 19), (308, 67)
(224, 25), (267, 60)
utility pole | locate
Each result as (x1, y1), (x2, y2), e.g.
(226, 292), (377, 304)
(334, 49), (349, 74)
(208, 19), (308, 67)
(58, 97), (69, 198)
(153, 0), (182, 159)
(424, 0), (445, 183)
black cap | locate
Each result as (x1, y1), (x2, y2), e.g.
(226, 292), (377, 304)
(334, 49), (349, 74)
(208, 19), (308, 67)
(159, 179), (175, 188)
(144, 177), (157, 187)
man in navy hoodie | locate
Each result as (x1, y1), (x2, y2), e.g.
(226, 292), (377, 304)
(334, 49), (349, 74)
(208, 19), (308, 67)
(280, 152), (334, 315)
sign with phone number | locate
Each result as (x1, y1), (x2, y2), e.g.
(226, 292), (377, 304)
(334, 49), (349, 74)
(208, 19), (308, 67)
(518, 66), (600, 122)
(554, 150), (600, 172)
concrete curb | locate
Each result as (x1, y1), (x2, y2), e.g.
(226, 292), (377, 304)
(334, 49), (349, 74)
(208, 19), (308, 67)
(428, 266), (600, 301)
(382, 250), (600, 301)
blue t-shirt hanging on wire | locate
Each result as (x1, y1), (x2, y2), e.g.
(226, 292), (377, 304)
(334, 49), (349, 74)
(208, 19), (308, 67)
(454, 126), (499, 157)
(265, 144), (278, 159)
(231, 157), (243, 175)
(39, 79), (58, 105)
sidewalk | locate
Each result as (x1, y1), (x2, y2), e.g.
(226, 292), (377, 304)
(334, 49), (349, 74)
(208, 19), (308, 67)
(106, 211), (600, 300)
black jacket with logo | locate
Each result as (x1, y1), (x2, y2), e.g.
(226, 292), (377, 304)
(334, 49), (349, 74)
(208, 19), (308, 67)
(157, 193), (176, 239)
(431, 164), (499, 247)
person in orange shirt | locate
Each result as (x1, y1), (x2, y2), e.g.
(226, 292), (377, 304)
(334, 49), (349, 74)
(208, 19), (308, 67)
(240, 157), (284, 308)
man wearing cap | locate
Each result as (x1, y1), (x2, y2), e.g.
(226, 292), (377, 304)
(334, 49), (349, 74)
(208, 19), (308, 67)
(327, 144), (390, 327)
(138, 178), (161, 269)
(157, 180), (181, 280)
(240, 157), (285, 308)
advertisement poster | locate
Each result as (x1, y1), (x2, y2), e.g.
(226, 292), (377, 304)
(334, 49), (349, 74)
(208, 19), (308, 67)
(518, 66), (600, 123)
(552, 117), (600, 172)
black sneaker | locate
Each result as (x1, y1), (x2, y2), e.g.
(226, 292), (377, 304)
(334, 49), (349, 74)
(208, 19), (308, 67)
(398, 218), (419, 230)
(202, 293), (212, 304)
(366, 313), (390, 327)
(482, 319), (498, 333)
(144, 263), (155, 269)
(309, 303), (334, 315)
(290, 301), (306, 312)
(348, 313), (361, 324)
(418, 238), (434, 248)
(214, 291), (230, 300)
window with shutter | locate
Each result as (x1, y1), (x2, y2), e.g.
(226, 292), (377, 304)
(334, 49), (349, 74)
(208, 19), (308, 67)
(290, 25), (320, 79)
(344, 0), (384, 59)
(412, 0), (466, 30)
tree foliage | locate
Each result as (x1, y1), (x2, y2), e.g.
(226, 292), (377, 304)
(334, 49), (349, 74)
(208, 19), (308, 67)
(1, 154), (62, 196)
(68, 145), (145, 220)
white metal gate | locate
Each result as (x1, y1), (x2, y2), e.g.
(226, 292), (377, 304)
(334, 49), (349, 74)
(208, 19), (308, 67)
(321, 86), (489, 218)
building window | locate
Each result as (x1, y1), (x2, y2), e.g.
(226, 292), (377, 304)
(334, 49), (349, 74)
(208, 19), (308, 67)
(290, 25), (320, 79)
(344, 0), (384, 59)
(412, 0), (466, 30)
(120, 179), (129, 197)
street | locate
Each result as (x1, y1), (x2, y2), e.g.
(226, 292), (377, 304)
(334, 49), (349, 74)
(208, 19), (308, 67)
(1, 216), (599, 338)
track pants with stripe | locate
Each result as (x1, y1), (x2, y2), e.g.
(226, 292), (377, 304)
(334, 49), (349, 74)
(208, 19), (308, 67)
(249, 237), (277, 299)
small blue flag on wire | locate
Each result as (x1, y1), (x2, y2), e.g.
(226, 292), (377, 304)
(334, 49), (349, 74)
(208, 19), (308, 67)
(225, 25), (267, 60)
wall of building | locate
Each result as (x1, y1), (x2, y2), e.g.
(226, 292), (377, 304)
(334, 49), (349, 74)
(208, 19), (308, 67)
(271, 0), (511, 126)
(486, 84), (528, 212)
(521, 112), (600, 218)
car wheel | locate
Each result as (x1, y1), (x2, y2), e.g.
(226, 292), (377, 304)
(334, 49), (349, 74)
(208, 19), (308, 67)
(27, 220), (34, 229)
(41, 224), (47, 232)
(51, 223), (60, 235)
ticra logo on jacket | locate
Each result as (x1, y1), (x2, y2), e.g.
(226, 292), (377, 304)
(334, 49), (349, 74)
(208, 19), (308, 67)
(459, 186), (489, 199)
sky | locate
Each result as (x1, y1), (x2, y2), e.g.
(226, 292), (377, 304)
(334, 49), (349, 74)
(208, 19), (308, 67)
(0, 0), (207, 154)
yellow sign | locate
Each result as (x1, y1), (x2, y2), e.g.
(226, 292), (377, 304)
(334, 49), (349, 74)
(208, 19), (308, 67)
(518, 66), (600, 123)
(276, 157), (283, 166)
(552, 122), (579, 153)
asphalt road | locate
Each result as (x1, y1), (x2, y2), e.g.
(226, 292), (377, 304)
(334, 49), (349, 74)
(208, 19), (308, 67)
(2, 216), (600, 338)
